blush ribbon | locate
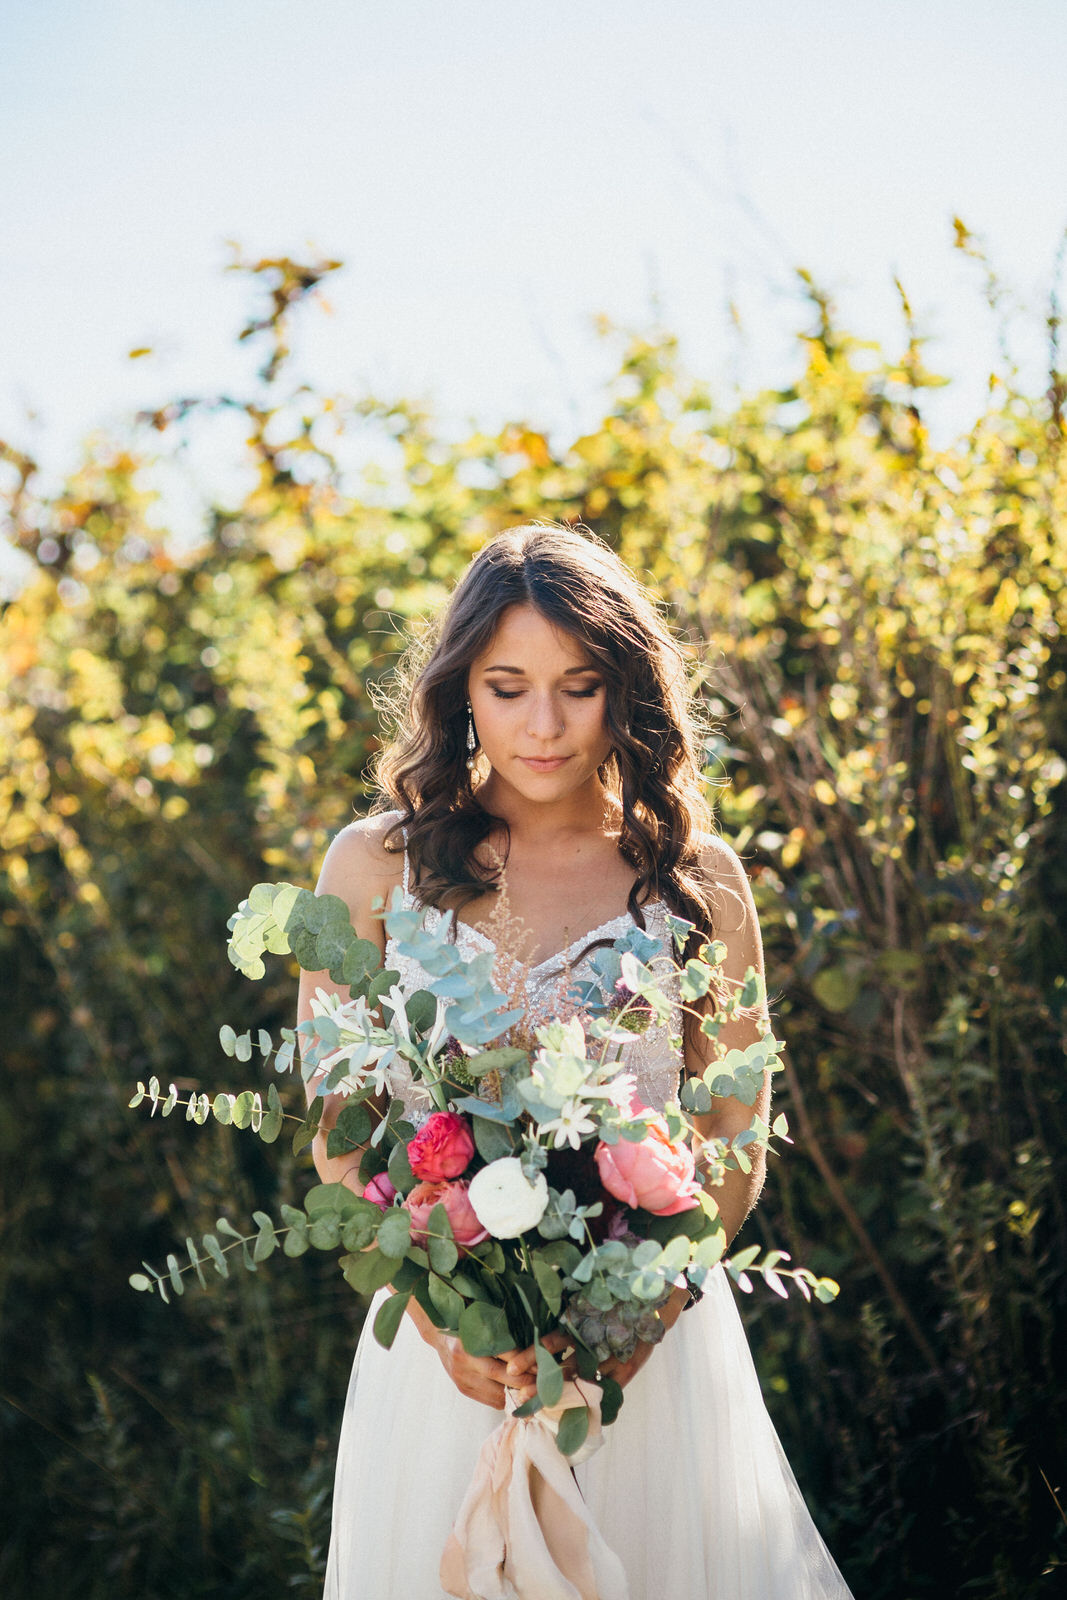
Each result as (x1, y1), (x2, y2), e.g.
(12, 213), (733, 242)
(439, 1379), (629, 1600)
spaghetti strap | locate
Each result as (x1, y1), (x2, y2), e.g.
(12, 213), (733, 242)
(401, 827), (410, 902)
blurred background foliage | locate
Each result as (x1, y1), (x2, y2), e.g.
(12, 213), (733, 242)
(2, 249), (1065, 1598)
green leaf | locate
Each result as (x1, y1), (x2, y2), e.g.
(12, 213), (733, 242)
(679, 960), (712, 1001)
(427, 1273), (465, 1327)
(219, 1025), (237, 1057)
(252, 1213), (277, 1262)
(426, 1204), (459, 1274)
(531, 1254), (562, 1316)
(511, 1394), (543, 1419)
(280, 1205), (310, 1257)
(128, 1083), (146, 1108)
(680, 1077), (713, 1114)
(372, 1291), (411, 1349)
(387, 1137), (417, 1196)
(472, 1115), (514, 1163)
(165, 1254), (185, 1296)
(258, 1028), (273, 1055)
(129, 1272), (153, 1292)
(403, 989), (438, 1032)
(212, 1093), (233, 1126)
(340, 1248), (397, 1296)
(574, 1343), (599, 1382)
(535, 1339), (564, 1408)
(598, 1375), (624, 1427)
(202, 1234), (229, 1278)
(466, 1047), (528, 1078)
(377, 1207), (412, 1259)
(258, 1081), (284, 1144)
(304, 1182), (363, 1219)
(326, 1100), (372, 1159)
(458, 1300), (515, 1357)
(366, 967), (401, 1008)
(185, 1236), (208, 1289)
(340, 1202), (381, 1251)
(555, 1404), (590, 1457)
(307, 1215), (341, 1250)
(292, 1096), (323, 1156)
(234, 1031), (253, 1063)
(341, 937), (381, 986)
(771, 1112), (790, 1140)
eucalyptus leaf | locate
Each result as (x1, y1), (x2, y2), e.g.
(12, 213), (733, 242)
(427, 1273), (465, 1328)
(458, 1300), (514, 1357)
(372, 1291), (411, 1349)
(376, 1207), (412, 1259)
(555, 1404), (590, 1457)
(426, 1204), (459, 1275)
(535, 1339), (564, 1408)
(340, 1247), (397, 1296)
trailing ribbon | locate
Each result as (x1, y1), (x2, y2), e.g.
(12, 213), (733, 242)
(440, 1379), (629, 1600)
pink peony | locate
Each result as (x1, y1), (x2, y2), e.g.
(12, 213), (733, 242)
(407, 1112), (476, 1182)
(594, 1113), (701, 1216)
(403, 1178), (489, 1250)
(363, 1172), (397, 1210)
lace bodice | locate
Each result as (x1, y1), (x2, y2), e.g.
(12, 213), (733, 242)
(384, 845), (685, 1122)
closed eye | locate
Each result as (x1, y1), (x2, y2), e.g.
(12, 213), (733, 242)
(489, 686), (601, 700)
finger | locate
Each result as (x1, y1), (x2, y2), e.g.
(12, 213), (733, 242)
(539, 1330), (572, 1355)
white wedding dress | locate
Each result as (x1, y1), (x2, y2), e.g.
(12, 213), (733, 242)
(323, 856), (854, 1599)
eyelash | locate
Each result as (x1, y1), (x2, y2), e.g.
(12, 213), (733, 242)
(488, 687), (601, 700)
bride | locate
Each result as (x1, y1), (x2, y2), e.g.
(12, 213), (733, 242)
(298, 522), (854, 1599)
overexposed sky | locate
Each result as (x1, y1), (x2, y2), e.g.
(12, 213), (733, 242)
(2, 0), (1065, 504)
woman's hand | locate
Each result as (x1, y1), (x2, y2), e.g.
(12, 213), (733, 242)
(404, 1295), (518, 1410)
(503, 1328), (578, 1401)
(506, 1287), (691, 1398)
(597, 1285), (688, 1390)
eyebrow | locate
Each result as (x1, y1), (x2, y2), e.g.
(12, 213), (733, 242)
(480, 664), (600, 675)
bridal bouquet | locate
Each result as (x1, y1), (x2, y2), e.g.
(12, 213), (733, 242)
(130, 879), (838, 1459)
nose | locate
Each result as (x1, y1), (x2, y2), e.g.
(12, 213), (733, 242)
(526, 693), (566, 743)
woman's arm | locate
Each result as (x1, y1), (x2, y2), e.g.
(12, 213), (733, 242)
(297, 815), (402, 1192)
(552, 837), (772, 1396)
(298, 817), (518, 1408)
(684, 833), (772, 1244)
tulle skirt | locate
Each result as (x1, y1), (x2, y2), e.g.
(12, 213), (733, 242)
(323, 1266), (853, 1599)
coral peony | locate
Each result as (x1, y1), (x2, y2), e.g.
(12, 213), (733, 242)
(403, 1178), (488, 1249)
(594, 1114), (701, 1215)
(407, 1111), (476, 1182)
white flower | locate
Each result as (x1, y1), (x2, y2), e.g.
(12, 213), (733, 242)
(538, 1097), (597, 1151)
(467, 1158), (549, 1239)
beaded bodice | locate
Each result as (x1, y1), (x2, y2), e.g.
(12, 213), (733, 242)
(384, 846), (685, 1122)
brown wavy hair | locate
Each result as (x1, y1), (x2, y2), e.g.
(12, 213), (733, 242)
(371, 522), (720, 953)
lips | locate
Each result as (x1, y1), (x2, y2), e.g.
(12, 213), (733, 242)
(519, 756), (570, 771)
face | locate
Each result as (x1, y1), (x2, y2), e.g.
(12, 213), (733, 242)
(467, 604), (614, 803)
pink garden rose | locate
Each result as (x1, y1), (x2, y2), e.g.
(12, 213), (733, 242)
(407, 1112), (476, 1182)
(403, 1178), (489, 1250)
(594, 1114), (702, 1216)
(363, 1172), (397, 1211)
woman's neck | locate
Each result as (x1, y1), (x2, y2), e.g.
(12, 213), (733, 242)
(473, 771), (619, 848)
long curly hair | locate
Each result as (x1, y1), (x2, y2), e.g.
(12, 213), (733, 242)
(371, 522), (721, 951)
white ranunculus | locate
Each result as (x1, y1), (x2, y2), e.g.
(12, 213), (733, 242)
(467, 1158), (549, 1239)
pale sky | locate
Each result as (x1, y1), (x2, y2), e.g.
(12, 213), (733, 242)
(2, 0), (1065, 520)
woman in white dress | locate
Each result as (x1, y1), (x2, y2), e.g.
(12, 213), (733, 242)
(298, 522), (854, 1599)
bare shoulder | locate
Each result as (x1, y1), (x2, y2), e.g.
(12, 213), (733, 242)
(314, 810), (407, 945)
(694, 831), (763, 958)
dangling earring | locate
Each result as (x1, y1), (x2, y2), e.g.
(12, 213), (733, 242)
(466, 700), (478, 770)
